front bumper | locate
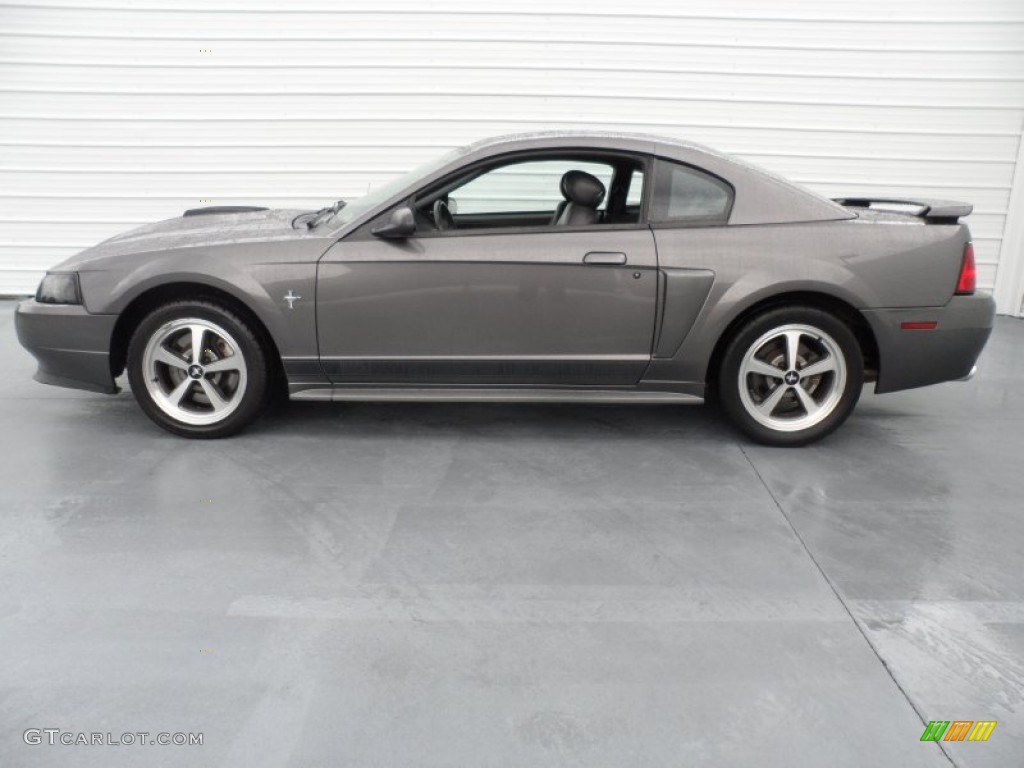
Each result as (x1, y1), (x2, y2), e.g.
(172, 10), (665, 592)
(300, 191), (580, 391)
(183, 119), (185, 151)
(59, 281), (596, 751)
(14, 299), (119, 394)
(861, 293), (996, 394)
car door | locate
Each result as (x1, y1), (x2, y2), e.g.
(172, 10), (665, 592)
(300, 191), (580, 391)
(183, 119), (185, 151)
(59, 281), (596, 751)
(316, 155), (658, 387)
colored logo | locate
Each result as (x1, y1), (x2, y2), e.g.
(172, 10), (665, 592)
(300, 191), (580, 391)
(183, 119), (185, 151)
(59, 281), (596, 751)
(920, 721), (996, 742)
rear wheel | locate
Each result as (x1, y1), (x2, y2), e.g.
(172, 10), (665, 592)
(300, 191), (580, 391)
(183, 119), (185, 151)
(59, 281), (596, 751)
(126, 300), (269, 438)
(718, 306), (863, 446)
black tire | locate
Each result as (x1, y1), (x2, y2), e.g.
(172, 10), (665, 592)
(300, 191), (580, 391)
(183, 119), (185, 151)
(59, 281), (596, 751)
(126, 300), (269, 438)
(717, 306), (864, 447)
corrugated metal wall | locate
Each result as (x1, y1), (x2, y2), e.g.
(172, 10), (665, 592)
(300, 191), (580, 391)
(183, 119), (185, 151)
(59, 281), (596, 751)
(2, 0), (1023, 312)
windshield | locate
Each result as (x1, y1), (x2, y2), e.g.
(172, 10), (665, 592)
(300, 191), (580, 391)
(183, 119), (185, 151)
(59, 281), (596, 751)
(320, 146), (467, 229)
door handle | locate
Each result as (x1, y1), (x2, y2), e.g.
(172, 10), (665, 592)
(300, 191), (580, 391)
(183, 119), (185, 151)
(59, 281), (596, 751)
(583, 251), (627, 266)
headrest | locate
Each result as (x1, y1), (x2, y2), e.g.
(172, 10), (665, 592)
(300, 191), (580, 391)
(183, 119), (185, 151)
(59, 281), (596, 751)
(560, 170), (606, 208)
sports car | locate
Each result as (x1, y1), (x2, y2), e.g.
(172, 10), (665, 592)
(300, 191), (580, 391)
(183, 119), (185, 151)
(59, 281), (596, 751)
(15, 131), (995, 445)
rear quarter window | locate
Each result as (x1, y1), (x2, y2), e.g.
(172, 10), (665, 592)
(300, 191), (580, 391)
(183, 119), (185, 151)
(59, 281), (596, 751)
(651, 159), (733, 226)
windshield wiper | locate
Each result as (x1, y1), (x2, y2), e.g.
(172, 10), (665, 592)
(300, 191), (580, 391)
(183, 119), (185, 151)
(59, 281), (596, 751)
(306, 199), (346, 229)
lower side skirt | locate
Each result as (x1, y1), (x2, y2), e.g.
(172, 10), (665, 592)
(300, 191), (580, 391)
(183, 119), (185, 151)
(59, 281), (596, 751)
(290, 386), (704, 404)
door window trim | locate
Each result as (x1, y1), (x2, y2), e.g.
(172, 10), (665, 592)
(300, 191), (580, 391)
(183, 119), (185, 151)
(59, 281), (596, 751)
(351, 148), (655, 241)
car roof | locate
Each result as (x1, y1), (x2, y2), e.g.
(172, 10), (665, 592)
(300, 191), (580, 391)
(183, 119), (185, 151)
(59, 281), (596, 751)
(462, 129), (720, 157)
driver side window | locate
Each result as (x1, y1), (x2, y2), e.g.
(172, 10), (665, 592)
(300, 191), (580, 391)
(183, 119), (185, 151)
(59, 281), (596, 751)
(415, 154), (644, 233)
(452, 160), (613, 216)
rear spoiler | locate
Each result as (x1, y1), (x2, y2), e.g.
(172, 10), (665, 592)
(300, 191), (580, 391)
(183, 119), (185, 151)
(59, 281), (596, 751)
(832, 197), (972, 222)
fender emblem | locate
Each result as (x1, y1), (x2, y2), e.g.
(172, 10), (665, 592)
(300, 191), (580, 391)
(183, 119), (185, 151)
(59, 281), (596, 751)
(283, 290), (301, 309)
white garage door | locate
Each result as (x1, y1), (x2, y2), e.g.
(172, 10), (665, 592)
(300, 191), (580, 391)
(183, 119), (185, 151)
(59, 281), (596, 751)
(2, 0), (1023, 314)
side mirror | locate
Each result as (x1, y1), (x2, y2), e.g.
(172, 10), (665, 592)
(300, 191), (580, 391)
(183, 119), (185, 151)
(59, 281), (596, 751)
(371, 206), (416, 239)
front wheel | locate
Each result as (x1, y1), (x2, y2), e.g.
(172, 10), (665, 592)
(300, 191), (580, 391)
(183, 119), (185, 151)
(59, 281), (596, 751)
(717, 307), (864, 446)
(126, 300), (269, 438)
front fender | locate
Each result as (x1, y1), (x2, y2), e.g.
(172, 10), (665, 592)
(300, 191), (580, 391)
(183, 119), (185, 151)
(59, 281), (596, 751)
(76, 242), (321, 359)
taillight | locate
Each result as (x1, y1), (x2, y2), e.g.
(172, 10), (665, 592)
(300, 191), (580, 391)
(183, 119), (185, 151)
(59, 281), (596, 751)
(956, 243), (976, 295)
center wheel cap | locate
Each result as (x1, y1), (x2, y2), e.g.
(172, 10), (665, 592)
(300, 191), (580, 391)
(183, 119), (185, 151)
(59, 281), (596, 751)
(784, 370), (800, 385)
(187, 364), (204, 379)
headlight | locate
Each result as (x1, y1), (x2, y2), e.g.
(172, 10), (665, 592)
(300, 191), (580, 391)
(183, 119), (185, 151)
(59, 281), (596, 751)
(35, 272), (82, 305)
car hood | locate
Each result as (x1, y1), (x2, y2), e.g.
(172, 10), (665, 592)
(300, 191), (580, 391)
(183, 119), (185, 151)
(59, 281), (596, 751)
(58, 207), (315, 268)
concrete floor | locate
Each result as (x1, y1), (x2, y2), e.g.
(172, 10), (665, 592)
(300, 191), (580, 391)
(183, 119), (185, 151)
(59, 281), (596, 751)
(0, 299), (1021, 768)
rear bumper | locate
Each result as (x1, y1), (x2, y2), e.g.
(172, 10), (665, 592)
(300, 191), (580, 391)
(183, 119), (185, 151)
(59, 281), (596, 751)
(14, 299), (119, 394)
(861, 293), (996, 394)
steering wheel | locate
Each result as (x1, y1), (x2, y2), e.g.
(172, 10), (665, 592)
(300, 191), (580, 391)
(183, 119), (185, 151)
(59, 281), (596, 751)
(433, 199), (457, 231)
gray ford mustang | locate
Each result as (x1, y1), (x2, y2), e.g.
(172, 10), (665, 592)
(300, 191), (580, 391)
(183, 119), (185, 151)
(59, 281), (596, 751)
(15, 131), (995, 445)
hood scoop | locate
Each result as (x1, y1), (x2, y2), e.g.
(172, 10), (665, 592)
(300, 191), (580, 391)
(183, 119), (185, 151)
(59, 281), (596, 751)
(183, 205), (269, 217)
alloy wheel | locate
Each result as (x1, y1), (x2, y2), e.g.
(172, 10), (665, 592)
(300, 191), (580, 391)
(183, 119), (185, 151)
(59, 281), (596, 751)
(737, 323), (847, 433)
(141, 317), (248, 426)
